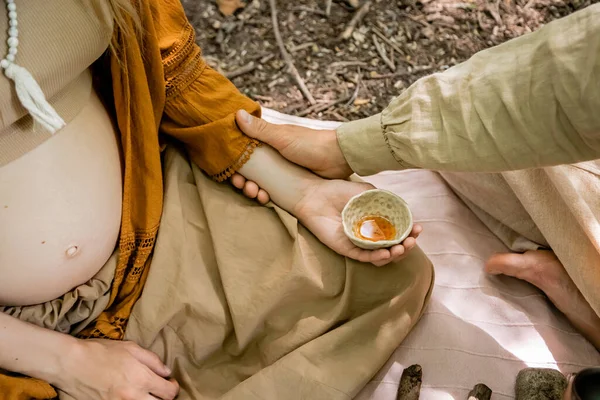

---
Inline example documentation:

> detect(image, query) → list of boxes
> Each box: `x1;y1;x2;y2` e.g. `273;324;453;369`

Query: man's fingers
236;110;277;145
148;376;179;400
243;181;260;198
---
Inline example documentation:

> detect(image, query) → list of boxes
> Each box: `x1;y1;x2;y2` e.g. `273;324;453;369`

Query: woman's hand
54;339;179;400
293;179;422;267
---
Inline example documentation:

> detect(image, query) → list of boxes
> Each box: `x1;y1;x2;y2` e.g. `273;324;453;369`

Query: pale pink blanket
262;108;600;400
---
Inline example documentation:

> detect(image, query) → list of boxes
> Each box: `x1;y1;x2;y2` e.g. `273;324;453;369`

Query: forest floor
182;0;596;121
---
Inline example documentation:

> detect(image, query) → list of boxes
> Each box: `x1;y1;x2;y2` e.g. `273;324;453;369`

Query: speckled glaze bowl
341;189;413;250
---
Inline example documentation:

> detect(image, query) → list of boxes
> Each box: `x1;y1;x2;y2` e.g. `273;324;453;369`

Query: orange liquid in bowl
353;216;396;242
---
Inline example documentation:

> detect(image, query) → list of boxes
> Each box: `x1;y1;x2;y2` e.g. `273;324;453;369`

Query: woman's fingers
230;173;246;189
346;230;422;266
402;237;416;251
126;343;171;378
256;189;270;205
230;174;271;204
243;180;260;198
410;224;423;239
390;244;406;259
148;377;179;400
347;247;391;264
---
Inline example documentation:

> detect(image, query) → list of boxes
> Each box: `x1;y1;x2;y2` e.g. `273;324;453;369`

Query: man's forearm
338;4;600;175
0;311;74;383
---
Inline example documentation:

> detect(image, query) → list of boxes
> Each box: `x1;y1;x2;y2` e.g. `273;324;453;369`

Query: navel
65;245;79;258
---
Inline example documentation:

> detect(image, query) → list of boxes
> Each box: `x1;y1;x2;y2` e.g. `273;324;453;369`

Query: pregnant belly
0;91;122;306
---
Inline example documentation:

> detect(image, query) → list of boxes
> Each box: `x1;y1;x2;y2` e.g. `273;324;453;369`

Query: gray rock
515;368;567;400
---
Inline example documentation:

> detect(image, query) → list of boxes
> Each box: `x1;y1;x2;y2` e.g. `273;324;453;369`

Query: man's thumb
236;110;275;144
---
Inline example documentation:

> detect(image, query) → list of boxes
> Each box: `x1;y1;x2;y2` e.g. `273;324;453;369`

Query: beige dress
337;4;600;317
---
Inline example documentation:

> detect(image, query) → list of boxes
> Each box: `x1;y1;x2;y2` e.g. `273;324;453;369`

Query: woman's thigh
124;147;434;399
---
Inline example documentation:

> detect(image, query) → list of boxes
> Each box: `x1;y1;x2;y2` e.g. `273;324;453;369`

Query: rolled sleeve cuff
336;114;401;176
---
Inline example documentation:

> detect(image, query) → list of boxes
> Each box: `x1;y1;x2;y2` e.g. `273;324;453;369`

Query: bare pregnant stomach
0;91;122;306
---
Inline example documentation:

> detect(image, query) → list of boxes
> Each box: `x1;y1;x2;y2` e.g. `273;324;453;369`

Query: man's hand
236;110;353;179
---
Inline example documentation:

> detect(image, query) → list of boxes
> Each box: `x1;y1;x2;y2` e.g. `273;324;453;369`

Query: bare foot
486;250;600;350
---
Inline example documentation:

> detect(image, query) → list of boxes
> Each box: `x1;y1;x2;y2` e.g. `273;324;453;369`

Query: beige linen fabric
0;252;116;336
119;146;433;399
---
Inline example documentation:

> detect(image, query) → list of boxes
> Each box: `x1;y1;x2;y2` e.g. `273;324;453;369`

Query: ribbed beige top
0;0;113;166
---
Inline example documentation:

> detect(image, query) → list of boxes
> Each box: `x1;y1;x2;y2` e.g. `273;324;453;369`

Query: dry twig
329;60;369;69
297;96;352;117
372;27;405;56
325;0;333;16
364;71;409;80
252;94;274;102
292;6;328;16
225;62;256;79
339;0;372;40
289;42;315;52
345;69;361;106
372;35;396;71
269;0;316;104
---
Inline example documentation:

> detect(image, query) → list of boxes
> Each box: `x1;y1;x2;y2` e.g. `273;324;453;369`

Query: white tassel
4;62;65;134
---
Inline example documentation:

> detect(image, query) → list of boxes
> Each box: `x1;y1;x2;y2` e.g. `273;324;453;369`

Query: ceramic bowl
341;189;413;250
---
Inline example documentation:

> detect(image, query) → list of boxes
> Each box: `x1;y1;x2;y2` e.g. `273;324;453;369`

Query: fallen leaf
217;0;245;16
354;98;370;106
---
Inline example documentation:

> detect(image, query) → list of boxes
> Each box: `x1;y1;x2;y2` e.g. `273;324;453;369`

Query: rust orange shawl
1;0;261;397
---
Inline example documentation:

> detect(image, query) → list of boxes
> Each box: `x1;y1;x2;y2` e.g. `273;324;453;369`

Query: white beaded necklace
1;0;65;133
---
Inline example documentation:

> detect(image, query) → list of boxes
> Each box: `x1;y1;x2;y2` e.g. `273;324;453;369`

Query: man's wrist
324;129;353;179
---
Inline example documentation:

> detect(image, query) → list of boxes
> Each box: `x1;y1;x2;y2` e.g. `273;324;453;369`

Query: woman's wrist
0;312;79;386
238;145;322;213
34;331;80;386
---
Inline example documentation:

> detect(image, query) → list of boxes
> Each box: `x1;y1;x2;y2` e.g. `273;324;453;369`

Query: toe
485;253;533;282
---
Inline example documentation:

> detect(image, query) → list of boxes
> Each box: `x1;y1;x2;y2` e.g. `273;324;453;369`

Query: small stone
515;368;567;400
396;364;422;400
352;31;365;43
468;383;492;400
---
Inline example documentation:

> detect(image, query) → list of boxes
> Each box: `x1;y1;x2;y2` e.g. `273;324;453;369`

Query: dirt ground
182;0;597;121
